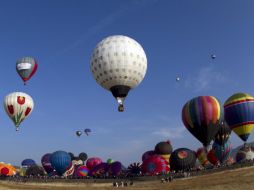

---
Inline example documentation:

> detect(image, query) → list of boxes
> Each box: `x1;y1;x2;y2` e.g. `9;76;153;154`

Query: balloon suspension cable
24;82;27;86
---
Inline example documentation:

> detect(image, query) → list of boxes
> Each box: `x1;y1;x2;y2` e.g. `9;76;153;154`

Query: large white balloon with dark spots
90;35;147;90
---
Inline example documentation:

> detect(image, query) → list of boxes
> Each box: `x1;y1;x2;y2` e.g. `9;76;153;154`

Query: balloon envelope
236;144;254;163
224;93;254;142
170;148;196;172
4;92;34;130
214;122;231;145
86;157;102;170
108;161;122;176
50;151;71;176
16;57;38;84
142;150;155;162
84;128;91;136
41;153;54;174
88;163;109;177
21;159;36;168
196;147;210;166
212;141;232;164
182;96;222;147
142;155;169;175
75;165;89;177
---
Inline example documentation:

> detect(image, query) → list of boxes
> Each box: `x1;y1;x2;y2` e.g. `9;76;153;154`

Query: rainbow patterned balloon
76;165;89;177
182;96;222;147
224;93;254;142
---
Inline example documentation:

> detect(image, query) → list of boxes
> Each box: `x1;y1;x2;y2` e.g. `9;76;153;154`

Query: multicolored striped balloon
182;96;222;147
196;147;210;166
212;140;232;164
76;165;89;177
224;93;254;142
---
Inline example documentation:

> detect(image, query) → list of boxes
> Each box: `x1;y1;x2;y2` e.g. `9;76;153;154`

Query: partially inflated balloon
142;150;155;162
4;92;34;131
142;155;169;175
212;141;232;164
214;122;231;145
108;161;122;176
196;147;210;166
75;165;89;177
182;96;222;147
127;162;142;175
224;93;254;142
86;157;102;170
50;151;71;176
16;57;38;85
21;159;36;168
236;144;254;163
88;163;109;177
170;148;196;172
41;153;54;174
207;149;219;166
90;35;148;112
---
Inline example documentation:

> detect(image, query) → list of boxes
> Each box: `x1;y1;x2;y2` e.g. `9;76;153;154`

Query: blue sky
0;0;254;166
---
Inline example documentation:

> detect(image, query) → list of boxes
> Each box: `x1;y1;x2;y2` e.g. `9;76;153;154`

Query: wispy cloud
152;127;186;139
54;0;159;57
184;65;229;92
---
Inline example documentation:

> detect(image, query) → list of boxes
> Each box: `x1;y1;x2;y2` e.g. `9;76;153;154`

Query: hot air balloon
154;141;173;161
88;163;109;177
196;147;210;166
50;151;72;176
182;96;222;149
207;149;220;166
41;153;54;174
86;157;102;170
107;158;114;164
79;152;88;162
142;155;169;175
4;92;34;131
16;57;38;85
68;152;75;160
236;143;254;163
212;140;232;164
108;161;122;176
90;35;148;112
21;159;36;168
142;150;155;162
84;128;91;136
76;131;82;137
170;148;196;172
224;93;254;142
75;165;89;177
176;77;180;82
127;162;142;175
0;163;16;176
63;163;75;177
211;54;216;59
214;121;231;145
25;165;45;176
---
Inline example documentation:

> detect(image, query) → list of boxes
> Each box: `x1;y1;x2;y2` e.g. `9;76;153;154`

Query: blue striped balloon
50;151;71;176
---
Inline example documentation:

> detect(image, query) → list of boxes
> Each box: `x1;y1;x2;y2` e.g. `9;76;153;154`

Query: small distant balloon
84;128;91;136
76;131;82;137
176;77;180;82
211;54;216;59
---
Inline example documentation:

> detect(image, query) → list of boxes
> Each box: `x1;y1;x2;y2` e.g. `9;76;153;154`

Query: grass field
0;166;253;190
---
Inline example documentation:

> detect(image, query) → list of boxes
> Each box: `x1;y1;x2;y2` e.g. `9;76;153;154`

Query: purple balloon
142;150;155;161
88;163;109;177
109;161;122;176
41;153;54;174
